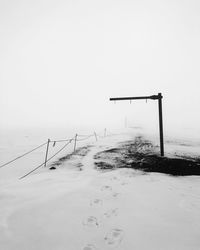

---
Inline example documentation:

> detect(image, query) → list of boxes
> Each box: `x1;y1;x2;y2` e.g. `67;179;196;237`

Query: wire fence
19;139;74;180
0;142;48;169
0;128;115;180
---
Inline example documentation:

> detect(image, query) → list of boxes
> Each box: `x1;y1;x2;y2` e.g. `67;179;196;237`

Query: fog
1;0;200;138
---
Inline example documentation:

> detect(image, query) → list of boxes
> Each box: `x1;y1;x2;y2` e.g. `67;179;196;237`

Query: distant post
110;93;164;156
104;128;107;137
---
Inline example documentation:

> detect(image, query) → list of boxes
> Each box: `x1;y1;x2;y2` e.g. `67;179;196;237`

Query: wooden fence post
94;132;98;141
44;139;50;167
74;134;77;152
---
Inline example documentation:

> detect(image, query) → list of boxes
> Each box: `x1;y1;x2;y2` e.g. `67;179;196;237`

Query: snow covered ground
0;131;200;250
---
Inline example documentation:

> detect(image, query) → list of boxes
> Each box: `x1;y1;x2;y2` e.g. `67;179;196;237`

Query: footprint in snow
82;216;99;227
110;176;118;181
121;181;128;185
83;244;98;250
104;208;118;218
112;192;120;198
101;185;112;192
90;199;103;206
104;228;124;247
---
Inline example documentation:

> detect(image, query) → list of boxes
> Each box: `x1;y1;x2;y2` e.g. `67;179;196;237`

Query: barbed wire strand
19;139;74;180
76;134;94;141
77;134;89;137
51;138;74;143
96;134;104;138
77;134;93;137
0;142;48;169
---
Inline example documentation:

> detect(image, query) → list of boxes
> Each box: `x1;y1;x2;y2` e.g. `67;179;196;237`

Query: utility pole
110;93;164;156
158;93;164;156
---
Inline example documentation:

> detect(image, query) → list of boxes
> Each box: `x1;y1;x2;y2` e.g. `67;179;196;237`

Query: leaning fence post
94;132;98;141
44;139;50;167
74;134;78;152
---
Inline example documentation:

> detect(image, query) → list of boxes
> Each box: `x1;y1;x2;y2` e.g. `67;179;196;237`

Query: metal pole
158;93;164;156
110;93;165;156
44;139;50;167
110;95;159;101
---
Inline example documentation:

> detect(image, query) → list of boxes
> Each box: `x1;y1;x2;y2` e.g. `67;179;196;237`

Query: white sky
1;0;200;136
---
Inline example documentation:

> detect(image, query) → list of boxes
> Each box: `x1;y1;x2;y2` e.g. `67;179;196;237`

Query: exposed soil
50;146;92;171
59;146;91;162
94;136;200;176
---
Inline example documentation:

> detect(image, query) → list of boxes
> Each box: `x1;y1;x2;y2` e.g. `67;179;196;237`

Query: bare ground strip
94;136;200;176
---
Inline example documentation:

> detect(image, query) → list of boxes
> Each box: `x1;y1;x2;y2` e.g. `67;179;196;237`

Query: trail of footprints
82;181;124;249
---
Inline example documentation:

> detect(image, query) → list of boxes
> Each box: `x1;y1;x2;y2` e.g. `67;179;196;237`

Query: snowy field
0;128;200;250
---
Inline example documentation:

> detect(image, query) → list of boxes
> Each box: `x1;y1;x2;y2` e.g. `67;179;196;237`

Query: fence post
74;134;77;152
94;132;98;141
44;139;50;167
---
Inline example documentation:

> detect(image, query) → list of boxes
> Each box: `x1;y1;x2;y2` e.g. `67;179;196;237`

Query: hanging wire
77;134;93;137
0;142;47;169
51;138;73;143
76;134;94;141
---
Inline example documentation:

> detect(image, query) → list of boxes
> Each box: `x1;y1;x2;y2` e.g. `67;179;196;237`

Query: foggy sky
1;0;200;136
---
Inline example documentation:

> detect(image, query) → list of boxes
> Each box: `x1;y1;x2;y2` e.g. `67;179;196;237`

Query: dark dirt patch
94;149;123;162
50;145;92;169
59;146;91;162
94;161;116;170
129;153;200;176
51;162;62;167
49;166;56;170
94;136;200;176
76;162;83;171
